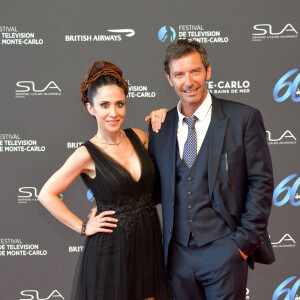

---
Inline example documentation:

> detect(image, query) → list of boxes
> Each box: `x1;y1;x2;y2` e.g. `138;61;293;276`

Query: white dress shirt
177;93;212;159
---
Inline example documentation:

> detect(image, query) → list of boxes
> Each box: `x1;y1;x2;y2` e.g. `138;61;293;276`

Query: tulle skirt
71;209;173;300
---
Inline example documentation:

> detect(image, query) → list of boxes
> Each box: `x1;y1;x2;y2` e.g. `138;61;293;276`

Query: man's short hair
164;39;210;75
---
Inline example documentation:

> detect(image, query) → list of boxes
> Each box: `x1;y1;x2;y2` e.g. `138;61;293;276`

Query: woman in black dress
39;60;173;300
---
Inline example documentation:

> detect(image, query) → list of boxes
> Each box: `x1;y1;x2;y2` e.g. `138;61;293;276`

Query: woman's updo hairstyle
79;60;128;106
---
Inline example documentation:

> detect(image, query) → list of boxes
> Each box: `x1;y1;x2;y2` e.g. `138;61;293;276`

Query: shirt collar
177;92;212;124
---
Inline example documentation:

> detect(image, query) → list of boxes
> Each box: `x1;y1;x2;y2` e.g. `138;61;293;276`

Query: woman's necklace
94;130;124;145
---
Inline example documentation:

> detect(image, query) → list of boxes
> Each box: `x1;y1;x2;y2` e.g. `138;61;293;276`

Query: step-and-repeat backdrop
1;1;299;299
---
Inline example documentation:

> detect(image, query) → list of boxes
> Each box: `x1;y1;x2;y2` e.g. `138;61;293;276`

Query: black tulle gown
71;129;173;300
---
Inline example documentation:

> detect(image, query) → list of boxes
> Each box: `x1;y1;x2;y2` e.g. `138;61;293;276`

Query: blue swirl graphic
272;276;300;300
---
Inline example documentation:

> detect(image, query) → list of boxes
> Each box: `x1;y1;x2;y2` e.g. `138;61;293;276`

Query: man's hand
145;108;168;133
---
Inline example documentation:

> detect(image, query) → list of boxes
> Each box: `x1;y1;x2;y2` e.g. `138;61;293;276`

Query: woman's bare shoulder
66;144;93;169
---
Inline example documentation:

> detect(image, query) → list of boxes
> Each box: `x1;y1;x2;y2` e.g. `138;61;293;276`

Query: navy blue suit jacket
148;95;275;269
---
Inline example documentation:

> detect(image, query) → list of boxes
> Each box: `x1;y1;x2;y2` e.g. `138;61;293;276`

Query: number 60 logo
273;174;300;206
273;69;300;102
273;276;300;300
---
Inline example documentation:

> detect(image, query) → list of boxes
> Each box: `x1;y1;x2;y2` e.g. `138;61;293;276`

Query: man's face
166;51;211;112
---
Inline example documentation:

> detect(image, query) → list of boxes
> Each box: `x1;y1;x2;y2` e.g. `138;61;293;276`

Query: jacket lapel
208;97;228;199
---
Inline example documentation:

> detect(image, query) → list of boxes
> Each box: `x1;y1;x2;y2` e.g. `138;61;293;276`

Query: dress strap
124;128;145;150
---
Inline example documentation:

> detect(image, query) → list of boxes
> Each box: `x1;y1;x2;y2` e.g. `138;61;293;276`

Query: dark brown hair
79;60;128;106
164;39;210;75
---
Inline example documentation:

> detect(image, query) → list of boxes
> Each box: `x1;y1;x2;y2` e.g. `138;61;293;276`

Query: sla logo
18;187;39;204
273;174;300;207
18;187;39;196
15;81;62;98
253;24;298;36
158;26;176;42
273;276;300;300
16;81;61;93
273;69;300;102
87;189;95;202
266;130;297;145
20;289;64;300
18;187;63;204
271;234;296;248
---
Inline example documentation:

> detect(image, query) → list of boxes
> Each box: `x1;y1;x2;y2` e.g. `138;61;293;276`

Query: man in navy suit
148;39;275;299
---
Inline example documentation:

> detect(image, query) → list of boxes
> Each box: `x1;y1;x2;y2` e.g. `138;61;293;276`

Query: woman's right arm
38;146;117;236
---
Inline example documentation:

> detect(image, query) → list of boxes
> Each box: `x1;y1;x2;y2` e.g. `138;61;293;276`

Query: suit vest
172;125;232;247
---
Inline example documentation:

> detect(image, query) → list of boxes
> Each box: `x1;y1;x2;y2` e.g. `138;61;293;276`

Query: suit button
169;229;172;234
187;204;192;209
188;219;193;223
187;191;192;195
171;203;174;208
187;176;192;181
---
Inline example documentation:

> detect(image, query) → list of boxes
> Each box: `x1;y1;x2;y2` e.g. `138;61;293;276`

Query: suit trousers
168;234;248;300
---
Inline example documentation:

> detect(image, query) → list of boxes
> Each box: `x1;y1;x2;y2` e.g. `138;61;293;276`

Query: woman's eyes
100;102;124;108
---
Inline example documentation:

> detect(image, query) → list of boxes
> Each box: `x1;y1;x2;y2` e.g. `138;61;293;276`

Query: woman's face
87;84;126;134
